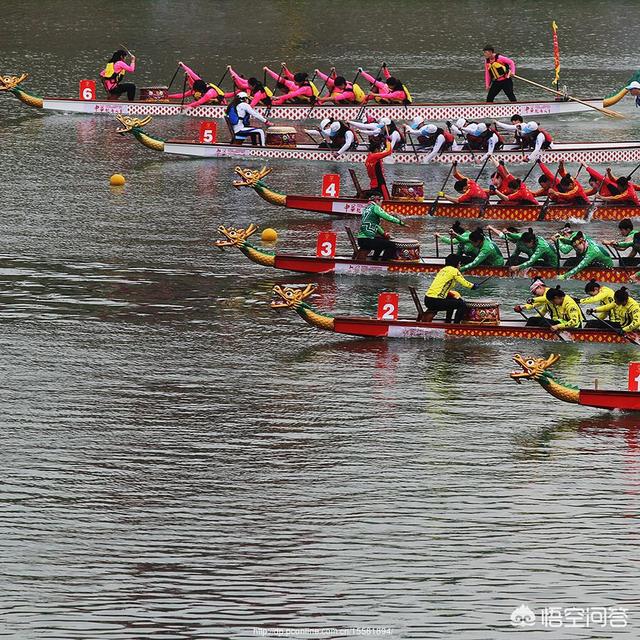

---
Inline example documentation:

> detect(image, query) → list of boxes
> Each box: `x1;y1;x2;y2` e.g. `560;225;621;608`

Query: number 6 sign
321;174;340;198
79;80;96;101
316;231;337;257
377;292;399;320
199;121;217;144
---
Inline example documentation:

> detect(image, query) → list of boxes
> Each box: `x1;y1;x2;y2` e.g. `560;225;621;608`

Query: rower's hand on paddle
513;305;523;313
587;309;595;315
471;283;479;290
509;265;520;273
557;274;566;281
550;324;562;332
265;121;275;127
399;220;407;226
437;191;445;197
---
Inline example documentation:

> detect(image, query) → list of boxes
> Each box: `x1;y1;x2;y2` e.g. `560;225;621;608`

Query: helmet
237;91;249;99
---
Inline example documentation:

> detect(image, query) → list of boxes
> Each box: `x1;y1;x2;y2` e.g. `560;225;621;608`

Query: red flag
552;21;561;87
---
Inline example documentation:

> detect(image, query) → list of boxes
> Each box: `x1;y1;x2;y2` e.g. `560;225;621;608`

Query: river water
2;1;640;638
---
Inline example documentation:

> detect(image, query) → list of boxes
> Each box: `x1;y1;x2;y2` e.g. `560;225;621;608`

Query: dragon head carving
233;166;272;189
271;284;316;310
214;224;258;249
510;353;560;384
0;74;28;91
115;114;152;133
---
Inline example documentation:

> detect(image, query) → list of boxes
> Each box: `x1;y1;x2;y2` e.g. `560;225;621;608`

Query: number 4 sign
377;292;399;320
199;121;217;144
316;232;337;257
79;80;96;101
322;174;340;198
628;362;640;391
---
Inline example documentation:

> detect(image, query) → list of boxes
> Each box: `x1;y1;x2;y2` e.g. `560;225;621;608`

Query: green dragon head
0;73;28;91
271;284;316;310
510;353;561;384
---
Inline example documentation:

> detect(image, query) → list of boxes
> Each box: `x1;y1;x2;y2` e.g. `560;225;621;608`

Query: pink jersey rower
264;66;318;104
100;49;136;101
315;69;364;104
227;66;273;106
168;62;225;108
358;65;410;104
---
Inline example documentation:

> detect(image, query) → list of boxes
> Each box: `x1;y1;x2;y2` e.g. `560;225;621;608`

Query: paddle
216;67;229;90
512;73;625;119
429;162;456;216
537;164;563;220
476;156;492;217
167;64;181;92
475;276;493;287
305;66;333;118
586;176;606;220
530;304;568;342
355;62;385;121
435;232;440;257
179;72;188;111
407;124;420;161
587;310;640;344
554;238;562;278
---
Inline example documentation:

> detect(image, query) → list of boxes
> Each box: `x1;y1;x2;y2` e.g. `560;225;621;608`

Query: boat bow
0;73;43;108
510;353;580;404
115;115;165;151
214;224;276;267
233;166;287;207
271;284;335;331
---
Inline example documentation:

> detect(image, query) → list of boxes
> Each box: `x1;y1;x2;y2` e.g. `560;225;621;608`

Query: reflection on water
3;0;640;637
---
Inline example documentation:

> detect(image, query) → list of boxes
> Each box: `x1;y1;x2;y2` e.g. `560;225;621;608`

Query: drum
266;126;297;148
391;179;424;201
464;299;501;325
140;86;169;102
392;238;421;262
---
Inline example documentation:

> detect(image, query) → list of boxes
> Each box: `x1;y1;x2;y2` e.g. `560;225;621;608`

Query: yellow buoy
110;173;126;186
262;228;278;242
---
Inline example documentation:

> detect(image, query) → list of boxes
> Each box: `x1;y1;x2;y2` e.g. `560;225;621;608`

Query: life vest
467;129;503;151
419;127;455;148
402;84;412;105
226;103;250;127
487;55;510;82
373;84;410;104
194;82;225;102
520;129;553;149
249;85;273;98
351;82;366;104
329;122;357;150
101;62;125;89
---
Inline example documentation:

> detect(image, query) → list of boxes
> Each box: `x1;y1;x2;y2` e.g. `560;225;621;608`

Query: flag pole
552;21;561;91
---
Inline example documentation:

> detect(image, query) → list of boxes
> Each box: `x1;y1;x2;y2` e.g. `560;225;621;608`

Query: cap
320;118;331;130
530;278;545;293
329;121;341;135
455;118;466;129
522;121;539;134
625;81;640;90
378;117;392;126
475;123;487;134
425;124;437;134
410;116;424;130
237;91;249;99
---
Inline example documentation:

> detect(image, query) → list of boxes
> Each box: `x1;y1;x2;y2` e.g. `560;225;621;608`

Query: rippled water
2;1;640;638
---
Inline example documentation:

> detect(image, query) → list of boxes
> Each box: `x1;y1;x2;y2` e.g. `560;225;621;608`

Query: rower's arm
369;141;393;162
423;135;445;163
178;62;200;83
460;242;491;272
562;249;597;279
454;272;474;289
453;167;466;181
336;131;355;156
622;304;640;332
373;203;401;225
495;121;518;132
594;301;615;314
519;242;547;269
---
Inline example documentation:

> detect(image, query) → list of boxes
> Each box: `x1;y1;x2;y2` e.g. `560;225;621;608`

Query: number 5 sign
316;231;337;257
377;292;399;320
199;121;217;144
321;174;340;198
79;80;96;101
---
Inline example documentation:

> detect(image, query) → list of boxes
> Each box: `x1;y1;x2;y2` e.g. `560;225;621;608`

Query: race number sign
316;232;337;257
628;362;640;391
321;174;340;198
199;121;217;144
377;292;399;320
79;80;96;101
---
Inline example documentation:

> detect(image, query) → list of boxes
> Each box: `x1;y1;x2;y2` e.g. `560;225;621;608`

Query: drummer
100;49;136;101
226;93;273;146
424;254;478;324
440;164;489;204
363;139;394;199
169;61;226;107
459;228;505;272
356;193;406;260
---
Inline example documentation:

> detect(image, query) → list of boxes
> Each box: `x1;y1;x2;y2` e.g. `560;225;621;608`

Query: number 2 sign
321;174;340;198
377;292;399;320
79;80;96;101
199;121;217;144
316;231;337;257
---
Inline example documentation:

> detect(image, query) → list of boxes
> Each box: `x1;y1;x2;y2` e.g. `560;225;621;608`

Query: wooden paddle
429;162;456;216
512;74;624;119
587;310;640;344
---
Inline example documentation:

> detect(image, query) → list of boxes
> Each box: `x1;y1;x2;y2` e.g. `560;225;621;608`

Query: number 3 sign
377;293;399;320
321;174;340;198
316;232;337;257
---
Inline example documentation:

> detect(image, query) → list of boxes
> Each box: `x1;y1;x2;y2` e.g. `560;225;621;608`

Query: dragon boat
269;284;639;344
115;116;640;166
232;166;640;222
0;73;625;120
511;354;640;411
214;223;636;284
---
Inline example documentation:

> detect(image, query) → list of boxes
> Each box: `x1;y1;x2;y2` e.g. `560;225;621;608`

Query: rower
604;168;640;192
459;227;505;272
514;278;551;326
227;67;273;106
440;164;489;204
318;120;358;156
483;45;517;102
556;231;613;280
543;286;583;332
359;65;411;104
424;254;478;324
264;66;319;104
518;122;553;162
226;93;273;146
598;176;640;206
435;221;476;264
493;114;524;144
587;286;640;334
461;122;504;161
169;62;226;108
489;160;517;195
584;166;619;197
356;193;406;260
604;218;640;265
315;71;365;104
100;49;136;101
547;173;590;205
405;122;456;161
363;139;393;199
581;280;619;329
531;160;566;198
490;178;538;205
349;117;404;150
486;226;556;269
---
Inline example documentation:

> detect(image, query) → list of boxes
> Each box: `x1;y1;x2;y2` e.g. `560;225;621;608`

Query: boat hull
579;389;640;411
270;254;633;284
32;96;604;120
163;140;640;165
282;196;640;222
